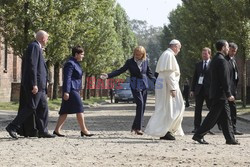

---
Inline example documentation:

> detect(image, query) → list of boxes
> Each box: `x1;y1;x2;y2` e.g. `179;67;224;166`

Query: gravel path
0;96;250;167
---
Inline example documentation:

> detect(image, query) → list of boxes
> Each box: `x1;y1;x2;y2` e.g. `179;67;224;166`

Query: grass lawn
236;100;250;114
0;97;108;111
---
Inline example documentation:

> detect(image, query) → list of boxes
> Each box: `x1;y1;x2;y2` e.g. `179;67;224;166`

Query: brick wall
0;36;22;102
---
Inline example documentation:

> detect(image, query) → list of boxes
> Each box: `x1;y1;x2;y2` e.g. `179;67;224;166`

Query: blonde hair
202;47;211;55
133;46;147;60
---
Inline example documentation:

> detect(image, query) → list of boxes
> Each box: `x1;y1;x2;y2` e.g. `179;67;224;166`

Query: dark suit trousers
194;99;235;142
17;85;38;136
228;100;237;131
194;90;211;129
12;90;49;133
131;89;147;130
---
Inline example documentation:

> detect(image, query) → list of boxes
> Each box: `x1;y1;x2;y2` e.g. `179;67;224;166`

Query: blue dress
59;57;84;115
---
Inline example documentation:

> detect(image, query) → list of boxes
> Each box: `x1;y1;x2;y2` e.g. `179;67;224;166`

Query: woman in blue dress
53;46;93;137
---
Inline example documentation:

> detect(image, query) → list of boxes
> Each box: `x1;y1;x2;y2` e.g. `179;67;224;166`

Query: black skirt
59;90;84;115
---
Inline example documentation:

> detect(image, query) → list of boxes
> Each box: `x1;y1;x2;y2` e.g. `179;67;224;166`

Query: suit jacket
63;57;83;93
209;52;232;100
108;58;156;90
225;55;239;96
22;41;48;92
191;60;211;96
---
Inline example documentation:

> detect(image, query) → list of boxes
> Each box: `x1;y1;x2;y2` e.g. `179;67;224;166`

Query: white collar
204;59;210;63
36;40;42;49
167;48;175;54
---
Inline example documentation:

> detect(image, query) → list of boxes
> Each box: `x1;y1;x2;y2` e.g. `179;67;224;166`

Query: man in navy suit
6;30;55;139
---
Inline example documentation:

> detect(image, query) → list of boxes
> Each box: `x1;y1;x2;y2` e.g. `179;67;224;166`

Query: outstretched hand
100;73;108;80
228;96;235;102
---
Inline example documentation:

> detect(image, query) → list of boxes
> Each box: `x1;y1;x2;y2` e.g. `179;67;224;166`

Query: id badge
198;76;204;84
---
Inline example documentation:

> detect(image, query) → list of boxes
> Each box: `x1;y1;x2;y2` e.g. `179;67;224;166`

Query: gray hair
229;42;238;49
35;30;49;40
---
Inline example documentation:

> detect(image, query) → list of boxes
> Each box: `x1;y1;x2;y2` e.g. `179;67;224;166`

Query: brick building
0;36;22;102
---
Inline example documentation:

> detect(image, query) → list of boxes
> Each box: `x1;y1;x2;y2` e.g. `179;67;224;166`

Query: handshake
100;73;108;80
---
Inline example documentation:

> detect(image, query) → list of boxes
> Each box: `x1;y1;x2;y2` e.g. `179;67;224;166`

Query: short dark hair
72;45;84;57
215;40;227;51
229;42;238;49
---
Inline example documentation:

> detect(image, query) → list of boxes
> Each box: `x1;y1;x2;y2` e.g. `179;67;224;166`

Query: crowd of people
5;30;243;145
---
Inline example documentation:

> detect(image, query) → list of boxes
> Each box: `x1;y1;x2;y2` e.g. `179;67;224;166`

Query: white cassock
145;48;185;137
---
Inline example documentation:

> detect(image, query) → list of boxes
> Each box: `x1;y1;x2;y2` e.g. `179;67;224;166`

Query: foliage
0;0;137;99
130;20;163;72
164;0;250;105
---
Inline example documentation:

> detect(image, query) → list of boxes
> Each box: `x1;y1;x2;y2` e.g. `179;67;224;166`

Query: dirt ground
0;96;250;167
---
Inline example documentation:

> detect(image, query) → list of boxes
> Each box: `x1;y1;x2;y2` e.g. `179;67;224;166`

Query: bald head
36;30;49;47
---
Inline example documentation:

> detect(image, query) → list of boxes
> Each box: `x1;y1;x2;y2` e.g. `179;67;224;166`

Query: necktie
232;59;238;80
203;61;207;71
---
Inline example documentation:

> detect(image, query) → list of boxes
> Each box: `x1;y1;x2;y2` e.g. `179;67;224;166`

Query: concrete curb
237;112;250;123
237;115;250;123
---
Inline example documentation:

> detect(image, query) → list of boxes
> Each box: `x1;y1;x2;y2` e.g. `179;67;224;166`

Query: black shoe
191;129;197;133
53;131;65;137
208;131;215;135
192;135;209;144
160;132;175;140
38;132;55;138
234;130;243;135
6;124;18;139
226;140;240;145
81;131;94;137
131;129;143;135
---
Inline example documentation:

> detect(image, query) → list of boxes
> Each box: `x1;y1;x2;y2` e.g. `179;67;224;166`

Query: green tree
164;0;250;106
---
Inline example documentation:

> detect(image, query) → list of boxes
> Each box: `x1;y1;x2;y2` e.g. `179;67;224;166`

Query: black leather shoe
160;132;175;140
81;131;94;137
191;129;197;133
6;124;18;139
192;135;209;144
234;130;243;135
53;131;65;137
38;132;55;138
226;140;240;145
208;131;215;135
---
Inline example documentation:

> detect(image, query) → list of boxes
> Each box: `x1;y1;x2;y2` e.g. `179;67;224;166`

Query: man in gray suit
225;42;243;135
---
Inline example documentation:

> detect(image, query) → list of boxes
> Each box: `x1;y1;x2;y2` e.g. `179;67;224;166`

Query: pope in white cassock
145;39;185;140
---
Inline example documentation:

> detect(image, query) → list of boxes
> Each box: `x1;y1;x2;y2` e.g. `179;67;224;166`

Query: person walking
145;39;184;140
6;30;54;139
192;40;239;145
100;46;156;135
53;46;94;137
225;42;243;135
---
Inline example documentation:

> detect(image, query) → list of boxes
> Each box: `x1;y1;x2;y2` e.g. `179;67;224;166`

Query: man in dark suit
192;40;239;145
225;42;243;135
190;47;214;134
6;30;55;139
183;78;190;107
